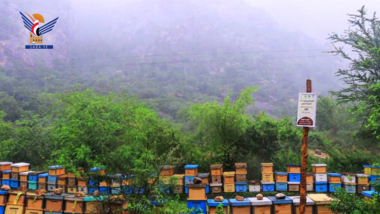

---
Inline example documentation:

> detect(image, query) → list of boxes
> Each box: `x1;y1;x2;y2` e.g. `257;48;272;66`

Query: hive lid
0;191;8;195
30;171;46;175
2;170;11;173
90;167;104;172
210;183;222;187
44;192;69;199
288;182;300;185
287;164;301;167
38;173;49;178
357;174;369;178
198;173;210;178
48;165;64;169
362;191;377;198
235;163;247;168
372;166;380;168
207;199;229;206
64;196;85;201
363;165;373;168
327;173;342;177
315;182;327;184
261;180;275;185
261;163;273;166
210;164;223;169
161;165;174;170
312;164;327;167
20;171;34;175
84;196;104;201
289;196;314;205
187;183;207;188
8;190;25;195
248;197;272;206
307;194;334;204
58;175;68;179
0;162;12;165
267;196;292;204
184;165;198;169
276;172;288;175
11;162;30;167
235;182;247;185
223;171;235;176
228;198;250;206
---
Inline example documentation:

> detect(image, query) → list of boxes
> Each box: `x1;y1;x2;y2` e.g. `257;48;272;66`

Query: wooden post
299;79;311;214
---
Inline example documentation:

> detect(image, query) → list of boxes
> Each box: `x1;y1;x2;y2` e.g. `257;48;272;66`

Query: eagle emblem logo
20;12;59;45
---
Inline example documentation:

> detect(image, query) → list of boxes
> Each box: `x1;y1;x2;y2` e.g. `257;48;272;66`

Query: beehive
275;172;288;183
235;174;247;182
28;172;45;182
248;196;272;214
11;163;30;173
5;205;24;214
288;182;300;191
344;183;356;193
306;183;314;191
198;173;210;185
108;199;128;214
0;162;12;171
363;165;372;175
44;193;69;212
261;181;275;192
261;163;273;173
57;175;67;185
19;171;34;182
229;198;251;214
314;173;327;182
289;196;314;214
341;173;356;183
89;167;105;175
48;166;65;176
357;184;369;194
235;163;247;175
187;183;207;200
25;209;43;214
210;164;223;176
210;183;222;193
173;185;183;194
2;171;10;180
160;165;174;176
262;173;274;182
37;173;48;183
357;174;369;185
77;186;88;194
268;196;293;214
223;172;235;184
306;173;314;183
84;196;104;214
372;166;380;175
57;185;67;193
224;183;235;192
312;164;327;174
184;165;198;176
0;190;7;206
38;182;47;190
249;180;260;192
11;172;20;180
25;193;44;210
64;196;85;213
327;173;342;183
308;193;335;214
173;174;184;185
67;186;78;194
211;176;222;184
287;164;301;173
77;178;87;187
7;191;25;206
207;199;229;214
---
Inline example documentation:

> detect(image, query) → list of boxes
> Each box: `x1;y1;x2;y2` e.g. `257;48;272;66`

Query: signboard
297;93;317;127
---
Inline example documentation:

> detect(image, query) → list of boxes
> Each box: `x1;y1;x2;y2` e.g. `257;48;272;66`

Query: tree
187;86;257;169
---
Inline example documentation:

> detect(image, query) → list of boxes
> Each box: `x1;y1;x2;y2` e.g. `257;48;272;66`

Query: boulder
1;185;10;190
256;193;263;200
54;188;63;195
214;196;224;202
235;195;244;201
193;177;202;184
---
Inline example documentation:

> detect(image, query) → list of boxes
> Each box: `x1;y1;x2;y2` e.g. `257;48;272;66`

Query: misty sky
246;0;378;44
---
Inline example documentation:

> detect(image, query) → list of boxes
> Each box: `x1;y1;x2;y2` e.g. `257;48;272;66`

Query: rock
93;190;100;197
193;177;202;184
315;149;321;155
256;194;263;200
235;195;244;201
75;192;86;197
275;193;286;199
54;188;63;195
214;196;224;202
1;185;10;190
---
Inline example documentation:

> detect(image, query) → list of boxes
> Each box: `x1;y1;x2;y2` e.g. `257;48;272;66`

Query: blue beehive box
235;182;247;192
207;199;229;213
268;196;293;214
48;175;60;183
276;182;288;191
261;181;275;191
99;186;110;194
121;186;132;194
0;190;7;206
362;190;378;198
1;180;9;186
369;175;380;184
184;176;196;185
187;200;207;214
289;173;301;182
10;179;19;189
0;205;4;214
315;182;328;192
28;181;38;190
329;183;342;192
89;188;98;194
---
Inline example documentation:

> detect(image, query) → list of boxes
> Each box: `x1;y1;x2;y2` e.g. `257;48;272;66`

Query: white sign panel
297;93;317;127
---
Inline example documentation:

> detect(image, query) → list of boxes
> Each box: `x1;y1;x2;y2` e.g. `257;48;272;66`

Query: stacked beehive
159;165;175;194
1;162;12;187
5;190;25;214
306;173;314;191
173;174;184;193
88;167;104;194
312;163;328;192
184;165;198;193
99;175;111;194
44;192;69;214
25;192;44;214
369;165;380;191
0;190;7;214
235;163;247;192
47;165;65;192
37;172;48;190
261;163;274;192
248;180;260;192
327;173;342;193
287;164;301;192
110;174;121;194
57;175;67;193
10;163;30;189
64;195;85;214
186;164;207;214
210;164;223;193
19;171;33;189
28;172;43;190
357;172;369;194
76;168;88;194
275;172;288;191
341;173;356;193
223;171;235;192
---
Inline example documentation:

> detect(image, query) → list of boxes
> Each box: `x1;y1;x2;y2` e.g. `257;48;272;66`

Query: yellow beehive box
261;163;273;173
11;163;30;173
235;163;247;175
224;183;235;192
223;172;235;184
262;173;274;182
287;164;301;173
187;183;207;200
312;164;327;174
0;162;12;171
308;194;335;214
5;205;24;214
173;174;184;185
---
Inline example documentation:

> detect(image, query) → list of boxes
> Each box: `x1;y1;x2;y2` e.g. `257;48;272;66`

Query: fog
1;0;376;119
